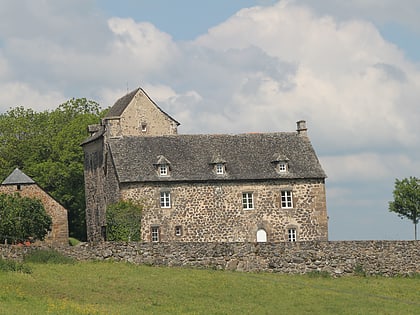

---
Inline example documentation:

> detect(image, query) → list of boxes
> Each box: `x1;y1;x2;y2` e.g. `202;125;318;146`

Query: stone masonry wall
122;179;328;242
0;184;68;245
1;241;419;276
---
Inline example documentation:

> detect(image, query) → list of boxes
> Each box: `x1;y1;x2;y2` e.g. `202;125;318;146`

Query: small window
288;228;297;242
278;162;287;173
151;226;160;242
16;184;21;191
160;191;171;208
175;225;182;236
281;190;293;208
159;164;168;176
216;163;224;174
242;192;254;210
141;123;147;132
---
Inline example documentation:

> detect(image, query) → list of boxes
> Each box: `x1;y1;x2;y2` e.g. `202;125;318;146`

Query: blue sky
0;0;419;240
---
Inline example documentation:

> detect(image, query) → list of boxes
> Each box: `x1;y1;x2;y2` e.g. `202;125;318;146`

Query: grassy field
0;260;419;314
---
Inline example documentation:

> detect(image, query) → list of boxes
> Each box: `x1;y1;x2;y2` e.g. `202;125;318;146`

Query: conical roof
1;168;35;185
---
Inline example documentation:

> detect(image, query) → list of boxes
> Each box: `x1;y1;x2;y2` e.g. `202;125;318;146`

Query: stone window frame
175;225;182;237
242;192;254;210
287;227;298;242
281;190;293;209
160;191;171;208
151;225;160;242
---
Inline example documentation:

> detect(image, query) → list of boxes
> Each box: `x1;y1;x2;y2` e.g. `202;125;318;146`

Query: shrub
0;258;32;274
106;200;142;241
24;249;75;264
69;237;81;246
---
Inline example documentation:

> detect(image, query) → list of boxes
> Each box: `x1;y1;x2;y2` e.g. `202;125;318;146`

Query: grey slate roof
106;87;180;126
108;133;326;183
2;168;35;185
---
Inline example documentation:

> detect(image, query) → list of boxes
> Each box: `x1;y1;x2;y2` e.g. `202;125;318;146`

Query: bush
24;249;75;264
106;200;142;241
69;237;81;246
0;258;32;274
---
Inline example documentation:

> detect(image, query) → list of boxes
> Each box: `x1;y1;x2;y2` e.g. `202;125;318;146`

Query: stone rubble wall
1;241;419;277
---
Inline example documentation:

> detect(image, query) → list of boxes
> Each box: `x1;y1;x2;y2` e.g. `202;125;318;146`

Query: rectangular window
278;162;287;172
175;225;182;236
160;191;171;208
281;190;293;208
216;163;224;174
151;226;160;242
288;228;297;242
242;192;254;210
159;164;168;176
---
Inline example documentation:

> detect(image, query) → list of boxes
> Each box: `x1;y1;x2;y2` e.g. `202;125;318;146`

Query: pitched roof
1;168;35;185
105;87;180;126
108;133;326;183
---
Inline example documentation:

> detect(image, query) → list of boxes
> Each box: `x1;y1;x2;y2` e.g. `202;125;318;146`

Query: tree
0;98;105;240
106;200;143;241
389;177;420;240
0;193;52;244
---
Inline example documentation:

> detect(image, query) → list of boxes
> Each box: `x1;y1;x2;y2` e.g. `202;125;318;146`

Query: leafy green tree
0;193;52;244
106;200;143;241
389;176;420;240
0;98;104;240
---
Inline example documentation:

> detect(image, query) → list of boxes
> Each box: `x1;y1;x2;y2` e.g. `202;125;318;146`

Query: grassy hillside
0;261;419;314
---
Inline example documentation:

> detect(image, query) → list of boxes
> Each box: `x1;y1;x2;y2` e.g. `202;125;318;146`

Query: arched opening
256;229;267;242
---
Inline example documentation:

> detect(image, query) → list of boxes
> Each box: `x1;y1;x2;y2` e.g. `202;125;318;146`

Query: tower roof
1;168;35;185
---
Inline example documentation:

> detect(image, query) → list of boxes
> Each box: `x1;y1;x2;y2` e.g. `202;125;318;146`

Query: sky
0;0;419;240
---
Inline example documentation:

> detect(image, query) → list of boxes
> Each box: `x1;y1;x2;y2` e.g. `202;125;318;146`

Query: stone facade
122;179;327;242
0;169;69;245
2;241;419;277
82;87;328;243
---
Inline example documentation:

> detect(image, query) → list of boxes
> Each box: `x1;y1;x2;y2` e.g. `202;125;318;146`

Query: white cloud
0;82;66;111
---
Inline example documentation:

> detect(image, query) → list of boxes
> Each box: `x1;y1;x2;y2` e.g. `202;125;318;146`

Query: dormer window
271;154;289;174
210;154;227;176
159;164;168;176
278;162;287;173
154;155;171;177
216;163;224;175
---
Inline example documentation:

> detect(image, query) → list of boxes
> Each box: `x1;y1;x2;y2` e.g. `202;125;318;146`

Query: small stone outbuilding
0;168;69;245
83;87;328;243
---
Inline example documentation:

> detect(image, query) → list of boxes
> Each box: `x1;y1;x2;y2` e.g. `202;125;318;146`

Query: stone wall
2;241;419;277
122;179;328;242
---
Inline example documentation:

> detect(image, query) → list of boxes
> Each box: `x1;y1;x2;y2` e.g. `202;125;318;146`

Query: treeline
0;98;106;240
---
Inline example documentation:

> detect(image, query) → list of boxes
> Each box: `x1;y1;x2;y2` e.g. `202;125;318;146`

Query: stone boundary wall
1;241;419;276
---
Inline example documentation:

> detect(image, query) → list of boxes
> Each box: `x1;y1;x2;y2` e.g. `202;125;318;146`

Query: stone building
0;168;69;245
82;87;328;243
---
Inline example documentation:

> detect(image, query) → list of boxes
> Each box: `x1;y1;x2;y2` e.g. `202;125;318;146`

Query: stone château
82;88;328;243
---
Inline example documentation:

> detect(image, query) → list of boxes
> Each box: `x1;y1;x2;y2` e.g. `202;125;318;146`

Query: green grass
0;261;419;314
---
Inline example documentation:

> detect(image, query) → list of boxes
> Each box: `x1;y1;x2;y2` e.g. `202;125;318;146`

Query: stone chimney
296;120;307;135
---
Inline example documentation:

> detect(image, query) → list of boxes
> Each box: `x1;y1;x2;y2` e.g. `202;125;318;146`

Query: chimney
296;120;307;135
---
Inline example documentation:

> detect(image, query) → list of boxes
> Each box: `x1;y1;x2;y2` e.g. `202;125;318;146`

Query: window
288;228;297;242
281;190;293;208
242;192;254;210
159;164;168;176
141;123;147;132
151;226;160;242
160;191;171;208
175;225;182;236
216;163;224;174
278;162;287;173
